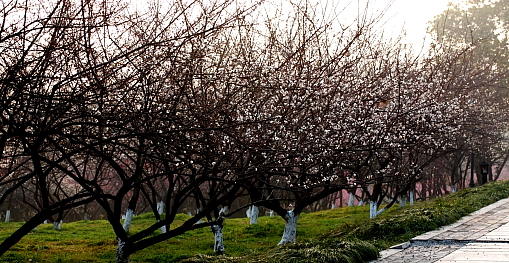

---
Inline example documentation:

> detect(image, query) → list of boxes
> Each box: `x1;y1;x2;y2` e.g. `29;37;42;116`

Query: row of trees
0;0;507;262
422;0;509;194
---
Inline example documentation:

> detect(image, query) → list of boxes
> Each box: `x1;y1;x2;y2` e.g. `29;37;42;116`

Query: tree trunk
157;220;167;233
156;202;166;233
157;201;164;215
369;201;377;219
494;151;509;181
196;208;203;224
53;220;63;230
399;196;406;207
116;239;130;263
210;206;228;254
409;190;414;205
123;209;134;233
4;210;10;223
369;201;389;219
348;192;355;206
210;224;225;254
249;206;259;224
246;206;251;218
6;194;13;223
83;203;88;221
277;210;299;245
359;190;366;206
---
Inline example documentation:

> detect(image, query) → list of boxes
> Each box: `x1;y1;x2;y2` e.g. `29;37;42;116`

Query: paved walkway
370;197;509;263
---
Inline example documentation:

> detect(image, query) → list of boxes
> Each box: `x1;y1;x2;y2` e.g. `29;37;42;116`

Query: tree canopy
0;0;507;262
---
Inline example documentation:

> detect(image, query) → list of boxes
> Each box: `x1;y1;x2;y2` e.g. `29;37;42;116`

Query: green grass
340;181;509;249
2;181;509;263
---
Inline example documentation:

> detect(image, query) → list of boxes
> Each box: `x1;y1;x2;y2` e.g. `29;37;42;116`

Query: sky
373;0;465;45
128;0;466;47
261;0;468;48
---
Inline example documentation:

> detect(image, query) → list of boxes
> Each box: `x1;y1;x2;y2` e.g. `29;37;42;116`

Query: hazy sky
378;0;464;45
130;0;466;47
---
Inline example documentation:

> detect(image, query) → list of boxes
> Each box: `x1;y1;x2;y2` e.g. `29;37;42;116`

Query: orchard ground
2;181;509;263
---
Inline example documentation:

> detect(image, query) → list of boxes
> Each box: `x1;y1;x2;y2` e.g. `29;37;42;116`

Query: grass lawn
2;180;509;263
0;206;371;263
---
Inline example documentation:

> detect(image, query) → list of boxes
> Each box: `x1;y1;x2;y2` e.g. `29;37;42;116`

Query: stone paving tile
370;197;509;263
412;198;509;242
436;243;509;262
371;242;465;263
478;219;509;242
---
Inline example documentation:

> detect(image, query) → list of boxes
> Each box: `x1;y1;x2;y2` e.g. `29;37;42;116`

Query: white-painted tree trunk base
116;239;130;263
400;196;407;207
370;201;377;219
156;202;166;233
409;191;414;205
5;210;10;222
219;207;228;217
157;201;164;215
348;192;355;206
358;200;364;206
269;210;274;216
210;225;225;253
123;209;134;233
53;220;63;230
246;206;251;218
370;201;388;218
277;210;299;245
196;208;203;224
249;206;259;224
157;220;167;233
331;204;335;209
451;185;457;193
